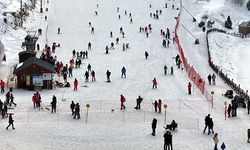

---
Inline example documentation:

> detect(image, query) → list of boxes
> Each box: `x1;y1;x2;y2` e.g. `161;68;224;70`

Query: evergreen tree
247;0;250;11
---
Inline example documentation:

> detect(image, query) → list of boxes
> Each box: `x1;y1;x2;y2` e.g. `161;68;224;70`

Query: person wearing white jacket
213;133;219;150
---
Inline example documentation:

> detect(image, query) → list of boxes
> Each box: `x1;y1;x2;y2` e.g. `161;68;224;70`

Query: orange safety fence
174;0;213;104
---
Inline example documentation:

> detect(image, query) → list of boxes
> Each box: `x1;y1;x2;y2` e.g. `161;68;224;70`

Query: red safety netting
174;0;213;104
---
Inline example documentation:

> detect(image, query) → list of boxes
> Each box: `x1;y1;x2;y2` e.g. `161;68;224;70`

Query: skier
212;73;216;85
6;114;15;130
84;71;89;82
85;51;88;58
122;31;125;38
0;80;5;93
170;66;174;75
213;133;219;150
70;101;75;115
151;118;157;136
106;70;111;82
74;78;78;91
51;95;57;113
135;95;143;110
203;114;210;134
5;91;10;105
91;70;96;81
91;27;94;34
175;54;180;65
152;77;158;89
162;39;166;47
58;27;60;34
116;38;119;44
167;40;170;47
158;99;162;113
120;95;126;110
121;66;126;78
145;51;149;59
2;103;7;118
122;43;126;51
207;74;212;85
87;64;91;72
110;31;113;38
88;42;92;50
73;103;80;119
153;100;158;112
227;104;232;117
248;100;250;114
110;42;114;49
188;82;192;94
164;65;168;75
105;45;109;54
120;27;123;33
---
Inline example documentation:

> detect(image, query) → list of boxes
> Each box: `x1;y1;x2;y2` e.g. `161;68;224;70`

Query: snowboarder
51;95;57;113
70;101;75;115
203;114;210;134
106;70;111;82
213;133;219;150
158;99;162;113
120;95;126;110
91;70;96;81
152;78;158;89
121;66;126;78
0;80;5;93
164;65;168;75
145;51;149;59
188;82;192;94
212;73;216;85
6;114;15;130
74;78;78;91
151;118;157;136
73;103;80;119
135;95;143;110
207;74;212;85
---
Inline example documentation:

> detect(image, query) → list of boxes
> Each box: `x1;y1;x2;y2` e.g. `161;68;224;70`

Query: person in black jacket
106;70;111;82
208;118;214;135
153;100;158;112
151;118;157;136
228;104;232;117
74;103;80;119
164;131;173;150
135;96;143;110
70;101;75;115
51;95;57;113
203;114;210;134
6;114;15;130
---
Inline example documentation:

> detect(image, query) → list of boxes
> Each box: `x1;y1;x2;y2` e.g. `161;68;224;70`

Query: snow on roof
239;21;250;27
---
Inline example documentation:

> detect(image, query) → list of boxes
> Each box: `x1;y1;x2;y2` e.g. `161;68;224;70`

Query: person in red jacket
74;78;78;91
188;82;192;95
0;80;5;93
120;94;126;110
152;77;158;89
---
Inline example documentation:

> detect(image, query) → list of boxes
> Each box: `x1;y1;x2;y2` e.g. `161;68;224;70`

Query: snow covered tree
225;16;232;29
